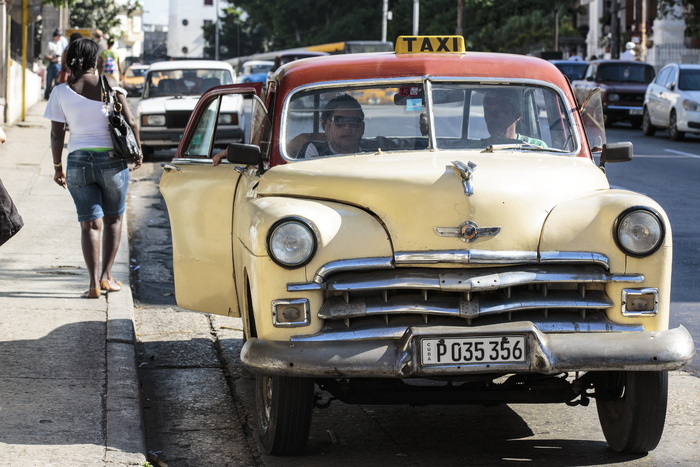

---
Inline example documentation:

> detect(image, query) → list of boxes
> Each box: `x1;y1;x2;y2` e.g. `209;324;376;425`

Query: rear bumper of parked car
605;105;644;122
241;324;695;378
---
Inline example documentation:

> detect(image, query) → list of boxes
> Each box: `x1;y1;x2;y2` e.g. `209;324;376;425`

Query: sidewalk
0;102;146;465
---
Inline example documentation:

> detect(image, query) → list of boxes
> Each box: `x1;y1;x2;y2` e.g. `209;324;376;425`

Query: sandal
100;279;123;292
83;288;101;299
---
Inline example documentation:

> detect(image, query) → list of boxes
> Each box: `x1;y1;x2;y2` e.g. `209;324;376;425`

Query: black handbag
101;76;141;162
0;177;23;247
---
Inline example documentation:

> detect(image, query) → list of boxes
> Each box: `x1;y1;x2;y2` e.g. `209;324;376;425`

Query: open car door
160;84;264;316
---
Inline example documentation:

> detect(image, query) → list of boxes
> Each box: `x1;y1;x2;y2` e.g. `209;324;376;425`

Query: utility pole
214;0;220;60
641;0;647;61
382;0;388;42
413;0;419;35
610;0;620;59
456;0;464;36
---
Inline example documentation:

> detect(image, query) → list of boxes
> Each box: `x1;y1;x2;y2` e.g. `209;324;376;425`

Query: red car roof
273;51;575;106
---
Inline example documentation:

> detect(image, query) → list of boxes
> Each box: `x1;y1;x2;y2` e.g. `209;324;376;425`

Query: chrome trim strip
395;250;539;264
311;257;394;284
290;252;617;291
166;158;216;165
318;290;613;320
539;251;610;267
320;267;642;293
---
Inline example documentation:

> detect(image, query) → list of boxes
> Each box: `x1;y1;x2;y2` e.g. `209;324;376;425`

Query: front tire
595;371;668;454
642;108;656;136
256;375;315;455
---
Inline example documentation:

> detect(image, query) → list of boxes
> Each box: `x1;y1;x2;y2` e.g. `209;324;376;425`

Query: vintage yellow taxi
160;36;695;456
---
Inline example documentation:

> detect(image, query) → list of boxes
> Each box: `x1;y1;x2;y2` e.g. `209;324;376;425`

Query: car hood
681;90;700;101
257;151;609;253
138;96;202;113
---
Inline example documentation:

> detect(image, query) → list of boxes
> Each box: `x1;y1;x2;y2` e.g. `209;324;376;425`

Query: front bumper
240;323;695;378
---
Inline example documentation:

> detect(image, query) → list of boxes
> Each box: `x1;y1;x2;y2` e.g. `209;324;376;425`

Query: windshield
679;69;700;91
144;69;234;97
283;82;576;159
597;63;654;83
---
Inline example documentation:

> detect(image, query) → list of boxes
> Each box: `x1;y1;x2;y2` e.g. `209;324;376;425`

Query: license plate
629;108;643;115
421;336;526;365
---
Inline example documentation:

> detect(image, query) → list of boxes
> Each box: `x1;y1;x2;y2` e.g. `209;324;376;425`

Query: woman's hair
66;38;99;78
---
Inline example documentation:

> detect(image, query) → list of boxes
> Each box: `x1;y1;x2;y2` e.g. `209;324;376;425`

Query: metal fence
647;43;700;69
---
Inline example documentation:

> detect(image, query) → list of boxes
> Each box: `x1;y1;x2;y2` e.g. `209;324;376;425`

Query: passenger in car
299;94;366;157
481;89;547;148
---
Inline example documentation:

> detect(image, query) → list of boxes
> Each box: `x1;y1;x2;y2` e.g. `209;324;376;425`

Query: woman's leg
100;214;123;285
80;218;103;290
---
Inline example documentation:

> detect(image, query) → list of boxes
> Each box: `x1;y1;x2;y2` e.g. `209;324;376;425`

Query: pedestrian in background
98;38;122;85
93;29;108;53
43;38;142;298
58;32;85;84
43;30;67;99
0;126;24;246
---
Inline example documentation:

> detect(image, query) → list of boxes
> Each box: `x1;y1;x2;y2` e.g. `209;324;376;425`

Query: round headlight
615;208;664;257
268;219;316;268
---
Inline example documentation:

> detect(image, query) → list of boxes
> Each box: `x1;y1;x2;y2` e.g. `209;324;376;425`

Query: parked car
159;36;694;456
136;60;243;159
642;63;700;140
239;60;274;83
122;64;149;97
549;59;589;82
571;59;655;127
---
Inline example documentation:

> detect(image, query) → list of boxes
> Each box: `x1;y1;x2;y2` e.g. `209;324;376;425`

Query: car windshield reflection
284;82;577;159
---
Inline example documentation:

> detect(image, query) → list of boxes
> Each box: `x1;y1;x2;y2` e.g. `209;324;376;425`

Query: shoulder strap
101;75;121;115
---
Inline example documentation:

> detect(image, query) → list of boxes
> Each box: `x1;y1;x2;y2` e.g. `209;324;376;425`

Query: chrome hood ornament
451;160;477;196
434;221;501;243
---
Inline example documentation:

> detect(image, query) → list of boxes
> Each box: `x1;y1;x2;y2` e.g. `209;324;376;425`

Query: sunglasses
331;115;363;128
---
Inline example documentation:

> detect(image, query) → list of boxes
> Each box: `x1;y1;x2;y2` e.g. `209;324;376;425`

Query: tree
202;6;268;59
42;0;142;38
224;0;385;52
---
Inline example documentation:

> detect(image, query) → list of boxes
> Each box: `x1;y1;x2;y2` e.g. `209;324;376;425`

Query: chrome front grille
294;261;643;327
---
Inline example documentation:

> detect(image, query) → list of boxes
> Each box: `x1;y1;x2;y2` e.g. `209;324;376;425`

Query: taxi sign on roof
395;35;466;54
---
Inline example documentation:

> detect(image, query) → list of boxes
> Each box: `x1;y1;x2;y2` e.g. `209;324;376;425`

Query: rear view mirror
227;143;261;165
599;142;633;168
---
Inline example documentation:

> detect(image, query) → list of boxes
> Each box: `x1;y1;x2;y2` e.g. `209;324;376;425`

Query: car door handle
161;163;181;172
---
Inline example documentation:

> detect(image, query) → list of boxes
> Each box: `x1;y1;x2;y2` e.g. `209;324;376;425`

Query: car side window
665;68;678;89
655;67;671;87
184;97;220;157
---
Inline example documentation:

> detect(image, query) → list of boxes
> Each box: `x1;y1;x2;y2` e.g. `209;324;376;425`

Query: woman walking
44;38;142;298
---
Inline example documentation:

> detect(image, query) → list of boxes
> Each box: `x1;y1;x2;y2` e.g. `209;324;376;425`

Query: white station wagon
136;60;244;158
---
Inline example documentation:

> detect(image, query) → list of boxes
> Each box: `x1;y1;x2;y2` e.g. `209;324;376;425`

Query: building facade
167;0;227;59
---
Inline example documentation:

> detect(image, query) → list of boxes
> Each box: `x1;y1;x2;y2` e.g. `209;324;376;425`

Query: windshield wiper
482;144;568;153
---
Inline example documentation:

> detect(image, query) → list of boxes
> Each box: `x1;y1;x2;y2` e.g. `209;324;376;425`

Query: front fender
233;197;393;338
540;189;672;330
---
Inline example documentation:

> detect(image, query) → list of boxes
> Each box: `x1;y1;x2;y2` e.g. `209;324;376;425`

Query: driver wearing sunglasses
301;94;366;157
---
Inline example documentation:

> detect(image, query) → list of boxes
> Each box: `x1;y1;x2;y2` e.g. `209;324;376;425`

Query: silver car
642;63;700;140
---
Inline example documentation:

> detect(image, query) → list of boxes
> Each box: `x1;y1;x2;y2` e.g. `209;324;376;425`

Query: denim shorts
65;150;129;222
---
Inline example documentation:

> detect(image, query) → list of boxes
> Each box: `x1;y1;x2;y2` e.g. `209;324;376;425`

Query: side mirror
226;143;261;165
599;142;633;169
